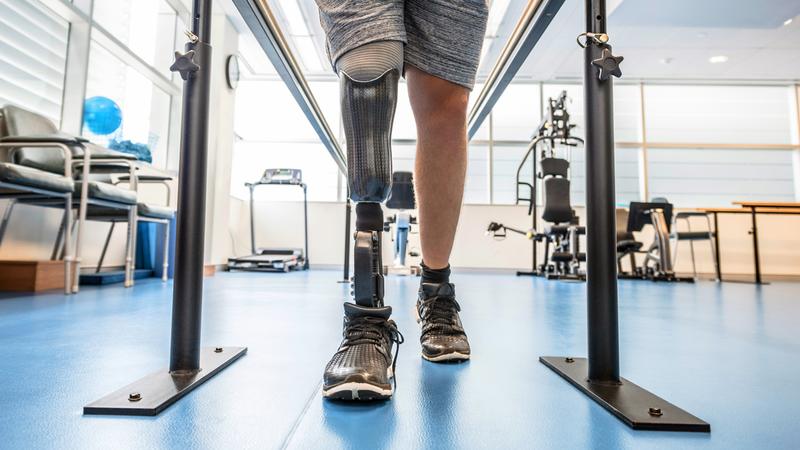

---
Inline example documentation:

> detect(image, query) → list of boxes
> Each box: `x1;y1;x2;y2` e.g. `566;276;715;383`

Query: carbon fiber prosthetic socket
341;69;399;203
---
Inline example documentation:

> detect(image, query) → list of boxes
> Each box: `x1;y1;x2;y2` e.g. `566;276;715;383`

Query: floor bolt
565;357;575;363
649;407;663;417
214;347;224;353
128;392;142;402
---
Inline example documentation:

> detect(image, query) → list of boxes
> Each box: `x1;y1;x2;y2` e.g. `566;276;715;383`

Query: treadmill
227;169;309;272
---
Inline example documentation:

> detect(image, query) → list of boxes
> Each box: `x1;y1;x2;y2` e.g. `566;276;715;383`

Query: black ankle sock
421;262;451;285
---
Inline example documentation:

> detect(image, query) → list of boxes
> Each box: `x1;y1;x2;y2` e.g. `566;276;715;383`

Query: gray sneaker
416;283;471;362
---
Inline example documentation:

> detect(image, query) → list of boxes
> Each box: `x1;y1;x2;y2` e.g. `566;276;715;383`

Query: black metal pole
170;0;214;373
584;0;620;384
303;184;309;269
249;185;256;254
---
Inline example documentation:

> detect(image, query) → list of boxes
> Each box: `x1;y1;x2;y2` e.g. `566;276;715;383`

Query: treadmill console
259;168;303;185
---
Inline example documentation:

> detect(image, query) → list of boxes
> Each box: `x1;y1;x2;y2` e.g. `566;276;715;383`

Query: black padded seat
138;203;174;219
617;239;643;253
75;181;137;204
675;231;714;241
0;162;74;193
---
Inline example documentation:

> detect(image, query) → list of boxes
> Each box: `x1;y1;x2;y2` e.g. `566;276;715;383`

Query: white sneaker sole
422;352;471;362
322;368;394;401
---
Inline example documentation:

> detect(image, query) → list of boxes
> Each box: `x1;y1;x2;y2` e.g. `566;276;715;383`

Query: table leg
749;207;762;284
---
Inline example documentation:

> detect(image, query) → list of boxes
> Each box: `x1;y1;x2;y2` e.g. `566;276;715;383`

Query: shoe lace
343;316;405;386
419;296;463;338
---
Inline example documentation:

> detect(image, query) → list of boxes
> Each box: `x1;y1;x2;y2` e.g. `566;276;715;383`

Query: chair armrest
0;141;76;178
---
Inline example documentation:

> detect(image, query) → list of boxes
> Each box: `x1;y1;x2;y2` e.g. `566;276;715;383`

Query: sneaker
322;303;404;400
416;282;471;362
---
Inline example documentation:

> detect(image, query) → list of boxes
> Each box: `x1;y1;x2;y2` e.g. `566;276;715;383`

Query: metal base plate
84;346;247;416
540;356;710;432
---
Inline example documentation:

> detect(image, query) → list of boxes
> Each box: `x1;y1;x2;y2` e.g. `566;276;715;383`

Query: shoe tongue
343;302;392;319
420;282;455;299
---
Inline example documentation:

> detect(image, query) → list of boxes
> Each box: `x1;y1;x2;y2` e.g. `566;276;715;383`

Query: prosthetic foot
323;69;402;400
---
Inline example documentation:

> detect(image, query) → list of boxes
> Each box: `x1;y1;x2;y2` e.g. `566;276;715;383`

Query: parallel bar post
584;0;619;383
170;0;214;373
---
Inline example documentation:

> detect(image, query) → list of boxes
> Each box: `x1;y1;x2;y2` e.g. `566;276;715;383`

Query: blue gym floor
0;271;798;449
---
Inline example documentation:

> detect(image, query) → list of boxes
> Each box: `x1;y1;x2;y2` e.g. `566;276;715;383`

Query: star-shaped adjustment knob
170;50;200;81
591;47;624;81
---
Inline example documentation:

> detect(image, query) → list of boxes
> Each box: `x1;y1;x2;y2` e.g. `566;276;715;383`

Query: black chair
616;208;642;274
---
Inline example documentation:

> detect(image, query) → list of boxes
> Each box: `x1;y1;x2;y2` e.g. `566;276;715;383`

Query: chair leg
73;155;91;293
96;222;116;273
62;196;73;295
689;240;697;279
124;209;137;288
0;199;17;246
51;211;67;261
706;217;719;282
162;220;170;282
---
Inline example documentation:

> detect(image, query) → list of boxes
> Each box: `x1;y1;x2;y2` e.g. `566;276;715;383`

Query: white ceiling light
709;55;728;64
784;18;794;26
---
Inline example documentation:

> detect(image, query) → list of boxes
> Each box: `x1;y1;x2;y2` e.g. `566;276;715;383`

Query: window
84;41;173;168
643;85;797;205
0;0;69;124
648;148;795;207
644;85;795;144
92;0;178;77
232;79;342;201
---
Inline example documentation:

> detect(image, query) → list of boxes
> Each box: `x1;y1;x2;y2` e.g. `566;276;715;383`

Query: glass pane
84;41;172;168
647;148;795;207
0;0;69;125
92;0;177;76
491;142;532;205
491;83;542;141
644;85;795;144
233;79;340;201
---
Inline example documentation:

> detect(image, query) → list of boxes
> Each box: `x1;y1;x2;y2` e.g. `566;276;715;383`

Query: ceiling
223;0;800;83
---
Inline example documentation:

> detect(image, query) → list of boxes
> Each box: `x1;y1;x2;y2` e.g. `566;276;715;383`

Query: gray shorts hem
326;25;407;69
404;51;478;91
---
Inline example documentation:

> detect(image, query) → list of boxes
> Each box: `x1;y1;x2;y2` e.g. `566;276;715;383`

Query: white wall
230;199;800;276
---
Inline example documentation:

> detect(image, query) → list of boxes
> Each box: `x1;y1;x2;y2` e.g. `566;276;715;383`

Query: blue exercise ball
83;96;122;135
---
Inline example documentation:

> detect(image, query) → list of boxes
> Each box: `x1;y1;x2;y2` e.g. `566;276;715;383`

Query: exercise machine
383;171;420;276
616;200;693;282
486;91;585;280
227;168;309;272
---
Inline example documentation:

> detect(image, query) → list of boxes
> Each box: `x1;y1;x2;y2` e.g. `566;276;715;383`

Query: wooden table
700;202;800;284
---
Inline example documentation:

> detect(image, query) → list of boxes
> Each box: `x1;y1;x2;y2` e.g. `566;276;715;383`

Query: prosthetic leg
322;68;404;400
343;69;400;307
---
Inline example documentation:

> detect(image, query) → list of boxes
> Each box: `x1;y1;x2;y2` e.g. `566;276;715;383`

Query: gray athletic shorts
315;0;489;90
